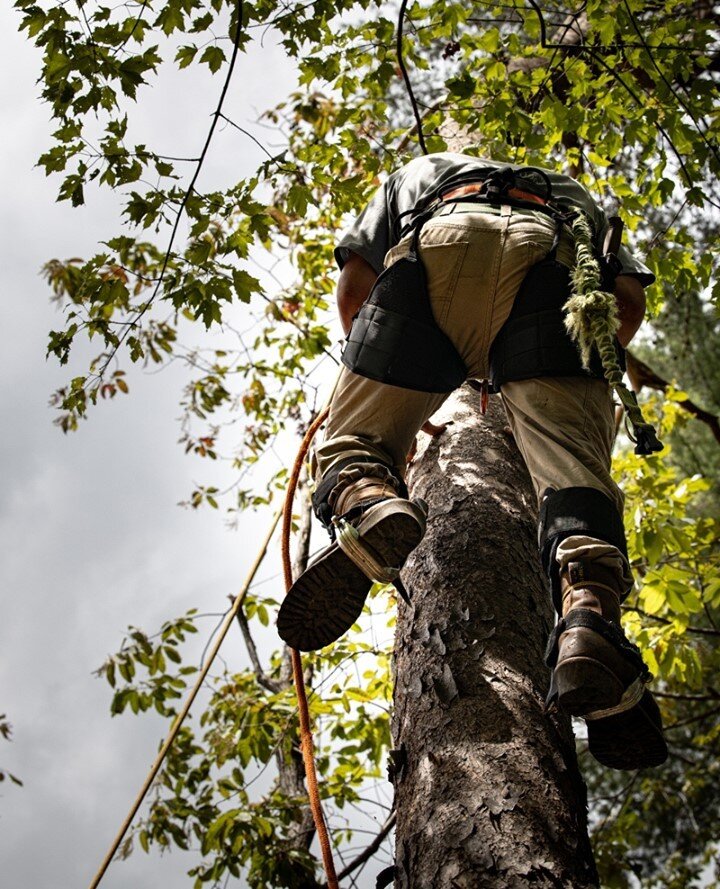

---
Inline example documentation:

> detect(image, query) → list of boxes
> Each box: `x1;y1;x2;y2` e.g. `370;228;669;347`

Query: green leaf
200;46;226;74
231;269;260;302
175;45;198;70
447;72;476;100
157;4;185;36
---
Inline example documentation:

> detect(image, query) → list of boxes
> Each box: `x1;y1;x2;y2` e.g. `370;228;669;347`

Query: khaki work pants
316;205;630;587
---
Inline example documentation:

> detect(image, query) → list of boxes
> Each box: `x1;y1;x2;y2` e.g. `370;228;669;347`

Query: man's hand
614;275;646;348
337;252;378;335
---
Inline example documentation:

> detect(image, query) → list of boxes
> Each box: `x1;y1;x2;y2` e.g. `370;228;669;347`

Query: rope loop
564;213;663;456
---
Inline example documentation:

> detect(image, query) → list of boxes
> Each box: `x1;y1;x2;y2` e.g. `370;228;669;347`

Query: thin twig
665;704;720;730
397;0;428;155
218;113;282;161
111;0;150;57
234;605;281;692
622;605;720;637
654;689;720;702
327;812;397;885
523;0;720;210
621;0;720;166
95;0;247;384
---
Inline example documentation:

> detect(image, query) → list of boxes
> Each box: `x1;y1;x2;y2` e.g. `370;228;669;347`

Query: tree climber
277;153;667;771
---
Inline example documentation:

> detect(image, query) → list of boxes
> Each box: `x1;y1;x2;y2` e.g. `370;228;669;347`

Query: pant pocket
419;241;470;326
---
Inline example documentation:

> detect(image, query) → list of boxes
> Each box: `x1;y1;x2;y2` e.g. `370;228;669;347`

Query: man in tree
277;152;667;771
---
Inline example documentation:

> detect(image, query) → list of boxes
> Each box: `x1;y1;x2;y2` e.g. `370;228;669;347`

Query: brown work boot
277;474;427;652
546;560;668;770
554;561;635;713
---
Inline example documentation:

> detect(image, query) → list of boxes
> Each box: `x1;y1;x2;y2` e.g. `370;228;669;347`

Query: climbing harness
88;409;340;889
342;165;663;456
341;214;467;393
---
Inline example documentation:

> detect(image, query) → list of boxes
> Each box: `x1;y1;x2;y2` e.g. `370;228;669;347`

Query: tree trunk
392;388;597;888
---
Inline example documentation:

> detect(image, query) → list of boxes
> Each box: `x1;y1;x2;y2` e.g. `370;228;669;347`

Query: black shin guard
538;487;629;613
312;457;408;536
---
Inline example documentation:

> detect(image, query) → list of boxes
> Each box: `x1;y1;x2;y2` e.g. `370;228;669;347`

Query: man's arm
337;251;379;335
614;275;646;348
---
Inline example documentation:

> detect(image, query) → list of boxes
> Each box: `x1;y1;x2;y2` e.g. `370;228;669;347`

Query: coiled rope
565;213;663;456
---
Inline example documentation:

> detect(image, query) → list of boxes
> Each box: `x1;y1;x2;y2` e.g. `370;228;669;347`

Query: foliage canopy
14;0;720;885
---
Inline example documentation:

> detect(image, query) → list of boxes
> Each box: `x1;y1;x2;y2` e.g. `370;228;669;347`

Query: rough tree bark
392;389;597;888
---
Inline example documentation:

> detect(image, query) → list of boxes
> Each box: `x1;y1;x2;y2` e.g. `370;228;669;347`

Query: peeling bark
392;389;597;888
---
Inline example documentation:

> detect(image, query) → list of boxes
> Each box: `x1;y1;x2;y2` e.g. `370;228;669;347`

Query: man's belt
440;180;548;207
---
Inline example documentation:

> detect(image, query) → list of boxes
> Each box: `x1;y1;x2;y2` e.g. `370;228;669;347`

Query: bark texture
392;388;597;888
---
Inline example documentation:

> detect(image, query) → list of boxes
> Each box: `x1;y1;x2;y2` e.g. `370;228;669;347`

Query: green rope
564;213;663;456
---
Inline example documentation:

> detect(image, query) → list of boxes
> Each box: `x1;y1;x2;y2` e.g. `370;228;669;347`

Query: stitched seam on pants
481;215;510;365
420;241;470;327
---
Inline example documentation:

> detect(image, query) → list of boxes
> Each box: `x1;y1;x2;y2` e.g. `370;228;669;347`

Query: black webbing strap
544;608;651;711
544;608;651;679
394;166;578;241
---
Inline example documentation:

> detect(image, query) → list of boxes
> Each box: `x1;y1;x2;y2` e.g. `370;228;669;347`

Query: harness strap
441;181;548;206
390;168;662;457
544;608;652;714
334;517;401;585
395;167;576;240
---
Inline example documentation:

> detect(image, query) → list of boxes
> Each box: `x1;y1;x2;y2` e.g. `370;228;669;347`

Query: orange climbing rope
88;407;338;889
281;406;339;889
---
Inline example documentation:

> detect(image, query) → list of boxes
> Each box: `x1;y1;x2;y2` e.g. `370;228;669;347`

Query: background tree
0;715;23;791
14;0;720;885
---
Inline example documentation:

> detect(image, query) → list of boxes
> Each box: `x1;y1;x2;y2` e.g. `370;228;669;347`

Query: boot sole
586;689;668;770
277;500;426;651
555;656;668;770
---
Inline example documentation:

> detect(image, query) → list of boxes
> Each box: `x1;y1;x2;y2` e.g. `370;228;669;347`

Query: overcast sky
0;9;379;888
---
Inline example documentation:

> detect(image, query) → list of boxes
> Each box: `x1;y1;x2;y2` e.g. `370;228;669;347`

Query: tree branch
325;812;397;885
626;351;720;445
665;704;720;730
397;0;429;155
622;604;720;637
234;606;282;692
655;689;720;702
95;0;247;383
